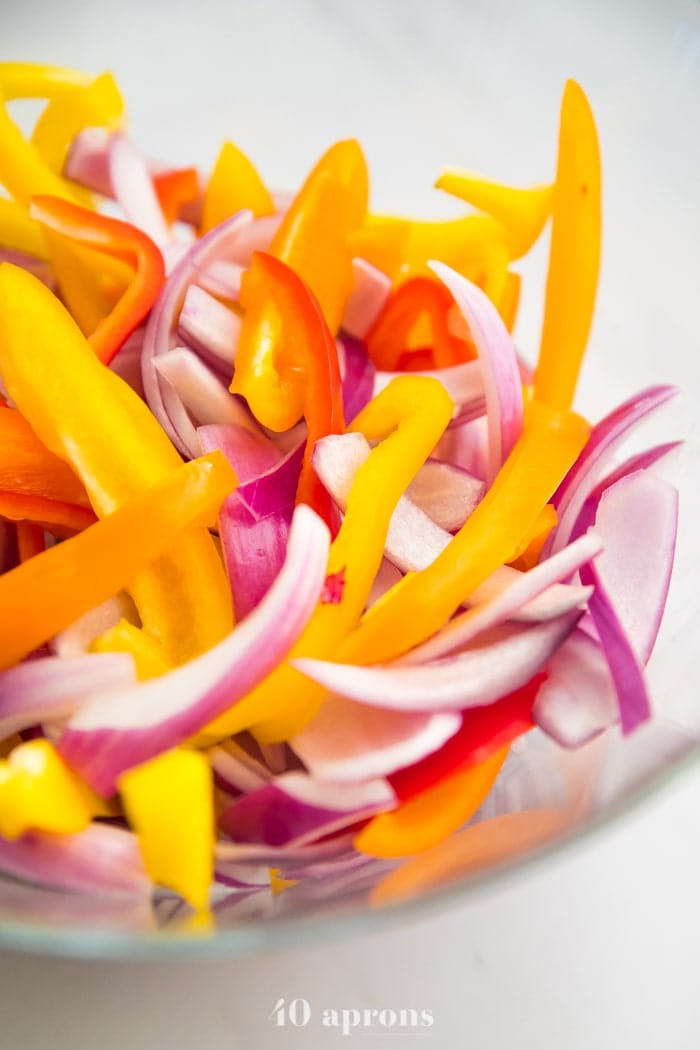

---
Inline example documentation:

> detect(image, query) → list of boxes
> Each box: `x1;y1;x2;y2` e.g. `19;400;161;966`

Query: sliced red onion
210;739;274;793
294;611;581;713
154;347;258;446
292;695;461;782
0;653;136;738
342;258;391;339
108;326;146;398
275;849;380;884
219;772;395;848
406;459;484;531
0;248;56;290
141;211;254;457
397;532;601;666
51;593;137;657
373;360;485;421
337;333;376;423
438;415;489;477
577;471;678;666
214;831;357;870
197;422;280;482
178;285;241;369
544;385;678;557
431;262;523;483
0;824;151;896
201;426;301;619
313;432;589;621
107;132;171;245
533;629;618;747
593;441;682;498
57;505;330;795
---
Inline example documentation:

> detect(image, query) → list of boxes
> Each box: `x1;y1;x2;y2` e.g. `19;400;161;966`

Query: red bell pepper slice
234;251;345;529
388;674;546;802
28;194;165;364
365;276;475;371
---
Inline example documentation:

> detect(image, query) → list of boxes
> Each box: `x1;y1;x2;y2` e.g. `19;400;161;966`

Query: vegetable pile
0;64;680;916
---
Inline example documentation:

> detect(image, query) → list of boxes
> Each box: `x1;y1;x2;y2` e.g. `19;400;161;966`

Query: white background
0;1;699;1046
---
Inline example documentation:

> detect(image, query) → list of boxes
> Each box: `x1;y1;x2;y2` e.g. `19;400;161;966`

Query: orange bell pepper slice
153;166;201;225
354;747;509;858
29;194;165;364
0;451;235;671
232;251;344;526
534;80;602;409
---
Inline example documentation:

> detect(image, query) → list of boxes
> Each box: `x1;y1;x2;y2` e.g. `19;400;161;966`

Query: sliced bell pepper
0;405;92;508
0;492;96;535
336;399;591;666
508;503;558;571
434;170;553;259
354;746;509;858
31;72;123;182
365;276;475;370
204;375;453;743
153;167;201;225
232;251;344;526
499;270;521;332
91;619;171;680
0;450;235;671
200;140;274;231
257;138;368;333
0;63;93;101
0;739;109;840
0;198;49;258
119;747;214;912
388;675;545;802
29;195;165;365
15;521;45;562
534;80;601;409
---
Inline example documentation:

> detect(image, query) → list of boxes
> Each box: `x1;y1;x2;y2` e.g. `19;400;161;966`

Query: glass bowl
0;0;698;958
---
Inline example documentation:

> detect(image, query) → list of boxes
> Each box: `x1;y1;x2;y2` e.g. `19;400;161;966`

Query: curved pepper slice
0;405;91;507
336;399;591;666
91;619;171;680
0;199;48;258
0;263;234;664
0;451;235;671
435;170;553;259
153;167;201;225
119;748;214;912
365;275;475;370
0;739;109;841
534;80;602;409
29;195;165;364
236;138;368;342
354;746;509;858
204;375;454;744
232;252;345;525
0;492;95;535
201;140;273;231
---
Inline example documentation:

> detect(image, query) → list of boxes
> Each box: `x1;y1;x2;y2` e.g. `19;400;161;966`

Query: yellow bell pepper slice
0;63;93;101
355;746;509;858
499;270;521;332
91;619;172;680
0;739;108;840
200;140;274;231
336;399;590;667
534;80;602;409
31;71;124;177
119;748;214;912
0;198;48;258
203;375;453;743
0;451;236;671
0;264;233;664
435;170;553;259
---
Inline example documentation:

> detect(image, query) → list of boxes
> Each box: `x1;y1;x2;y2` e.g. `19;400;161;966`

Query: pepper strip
232;252;344;525
0;405;92;508
15;521;45;562
0;739;109;840
153;167;201;225
0;264;234;663
365;276;475;370
336;400;590;667
200;140;273;231
0;492;95;535
0;452;235;671
91;620;171;680
30;195;165;364
534;80;601;409
354;746;509;858
0;199;48;258
256;138;368;333
434;171;553;259
119;748;214;912
205;376;454;743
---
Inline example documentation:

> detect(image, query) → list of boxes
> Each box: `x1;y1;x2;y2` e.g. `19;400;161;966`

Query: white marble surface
0;1;699;1046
